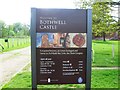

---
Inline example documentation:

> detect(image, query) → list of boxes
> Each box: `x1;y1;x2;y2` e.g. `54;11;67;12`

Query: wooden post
112;44;115;59
85;9;92;90
31;8;37;90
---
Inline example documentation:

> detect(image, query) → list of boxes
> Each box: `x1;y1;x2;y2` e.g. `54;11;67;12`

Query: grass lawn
2;70;118;89
1;40;119;89
92;40;118;67
0;37;30;52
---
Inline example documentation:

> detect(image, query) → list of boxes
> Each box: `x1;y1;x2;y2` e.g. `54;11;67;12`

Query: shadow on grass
2;69;118;89
92;40;114;44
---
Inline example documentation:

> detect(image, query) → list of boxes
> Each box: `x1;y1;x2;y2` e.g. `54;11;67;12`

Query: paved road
0;47;31;88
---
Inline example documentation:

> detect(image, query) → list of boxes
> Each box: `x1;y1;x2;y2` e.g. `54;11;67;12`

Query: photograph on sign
36;33;86;48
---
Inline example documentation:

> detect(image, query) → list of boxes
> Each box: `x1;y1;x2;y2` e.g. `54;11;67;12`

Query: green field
0;37;30;52
92;40;118;67
1;40;119;89
2;70;118;89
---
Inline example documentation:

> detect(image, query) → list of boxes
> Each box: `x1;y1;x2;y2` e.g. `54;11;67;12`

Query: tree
0;20;30;38
73;0;94;9
8;25;15;37
74;0;118;41
22;24;30;36
92;2;117;41
0;20;8;38
13;22;23;36
13;23;30;37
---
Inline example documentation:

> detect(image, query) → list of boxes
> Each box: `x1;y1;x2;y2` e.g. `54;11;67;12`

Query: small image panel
36;33;86;48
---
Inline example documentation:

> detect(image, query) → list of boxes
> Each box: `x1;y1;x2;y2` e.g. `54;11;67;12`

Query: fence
0;36;30;52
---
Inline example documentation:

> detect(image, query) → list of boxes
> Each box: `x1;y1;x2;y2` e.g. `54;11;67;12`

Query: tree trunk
103;32;106;41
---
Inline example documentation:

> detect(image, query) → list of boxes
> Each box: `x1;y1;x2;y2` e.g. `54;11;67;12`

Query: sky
0;0;75;25
0;0;118;25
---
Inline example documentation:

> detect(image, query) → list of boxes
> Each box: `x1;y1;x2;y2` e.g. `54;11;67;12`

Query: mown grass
2;70;118;89
92;40;118;67
0;37;30;52
1;40;119;89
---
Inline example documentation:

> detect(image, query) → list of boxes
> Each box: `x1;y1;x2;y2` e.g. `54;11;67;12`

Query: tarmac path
0;46;31;89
